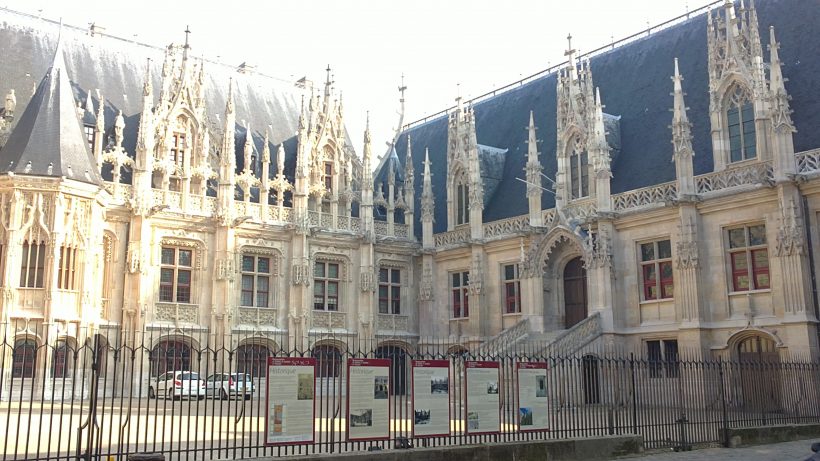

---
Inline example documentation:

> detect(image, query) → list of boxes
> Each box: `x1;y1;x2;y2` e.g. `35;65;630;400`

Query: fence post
718;357;729;447
630;353;637;434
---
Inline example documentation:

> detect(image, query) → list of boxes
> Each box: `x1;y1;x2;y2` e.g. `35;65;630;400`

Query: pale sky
3;0;716;159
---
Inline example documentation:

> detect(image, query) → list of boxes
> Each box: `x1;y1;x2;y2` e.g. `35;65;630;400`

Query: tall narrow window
378;268;401;314
640;240;673;301
727;86;756;162
503;264;521;314
323;162;333;192
313;261;340;311
728;224;769;291
455;181;470;225
52;340;71;378
313;345;342;378
569;137;589;199
236;344;271;377
171;132;186;169
57;245;79;290
20;240;46;288
84;125;95;149
646;339;679;378
451;271;469;318
241;254;271;307
159;247;193;303
12;339;37;378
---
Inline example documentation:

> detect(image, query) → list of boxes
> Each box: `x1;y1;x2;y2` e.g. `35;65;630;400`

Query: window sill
502;312;522;317
449;317;469;321
639;298;674;305
728;289;771;297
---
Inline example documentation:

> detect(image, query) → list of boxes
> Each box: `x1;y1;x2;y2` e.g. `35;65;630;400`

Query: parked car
148;371;205;400
205;373;254;400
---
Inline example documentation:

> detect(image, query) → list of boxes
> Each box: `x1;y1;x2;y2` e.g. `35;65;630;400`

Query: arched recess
150;335;200;377
52;337;78;379
311;339;345;379
727;331;782;412
236;337;279;378
374;340;412;395
563;257;588;329
12;336;39;378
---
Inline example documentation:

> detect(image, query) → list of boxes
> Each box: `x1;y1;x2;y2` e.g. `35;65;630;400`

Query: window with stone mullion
159;247;192;303
728;225;769;291
640;240;673;301
378;268;401;315
503;264;521;314
241;255;271;308
313;261;340;311
451;271;469;318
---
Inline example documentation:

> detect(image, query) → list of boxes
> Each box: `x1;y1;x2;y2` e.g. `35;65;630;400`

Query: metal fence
1;323;819;460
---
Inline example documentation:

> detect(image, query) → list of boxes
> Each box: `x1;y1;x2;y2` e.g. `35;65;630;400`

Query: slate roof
390;0;820;235
0;8;324;188
0;38;102;185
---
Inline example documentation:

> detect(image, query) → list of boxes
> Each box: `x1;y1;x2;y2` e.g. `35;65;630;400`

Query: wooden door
563;257;588;329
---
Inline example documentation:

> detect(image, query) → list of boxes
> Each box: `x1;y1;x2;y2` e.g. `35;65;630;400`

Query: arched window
20;240;46;288
737;335;778;362
52;339;73;378
236;344;271;378
726;85;756;163
456;176;469;225
375;344;408;395
12;339;37;378
312;344;342;379
150;340;192;377
569;137;589;199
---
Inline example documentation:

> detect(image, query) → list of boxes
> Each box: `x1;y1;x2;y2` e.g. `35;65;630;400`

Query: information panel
465;361;501;435
347;358;391;441
411;359;451;437
516;362;549;432
265;357;316;446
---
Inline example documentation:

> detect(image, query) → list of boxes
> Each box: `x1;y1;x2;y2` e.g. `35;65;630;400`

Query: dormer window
456;178;469;225
569;137;589;199
726;86;756;162
171;132;186;169
324;161;333;192
83;125;95;149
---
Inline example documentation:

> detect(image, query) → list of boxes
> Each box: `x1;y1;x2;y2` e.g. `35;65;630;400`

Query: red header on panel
466;360;499;369
412;359;450;368
348;358;391;368
517;362;548;370
268;357;316;367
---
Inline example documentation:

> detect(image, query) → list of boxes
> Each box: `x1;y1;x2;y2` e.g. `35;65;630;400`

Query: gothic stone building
0;0;819;398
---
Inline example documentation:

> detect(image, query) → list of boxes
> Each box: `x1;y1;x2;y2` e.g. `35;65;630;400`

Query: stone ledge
267;434;642;461
722;423;820;448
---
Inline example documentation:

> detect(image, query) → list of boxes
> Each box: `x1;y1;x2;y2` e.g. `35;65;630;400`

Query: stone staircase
477;312;603;357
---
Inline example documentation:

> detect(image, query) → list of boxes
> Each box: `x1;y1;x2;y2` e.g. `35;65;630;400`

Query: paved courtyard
621;439;819;461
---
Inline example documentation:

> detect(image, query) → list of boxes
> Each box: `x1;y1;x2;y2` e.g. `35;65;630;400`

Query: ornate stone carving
676;217;699;270
126;241;143;273
467;252;483;295
583;229;611;270
419;262;433;301
359;265;376;292
521;227;585;278
775;198;804;257
215;258;234;281
160;238;204;270
291;261;311;286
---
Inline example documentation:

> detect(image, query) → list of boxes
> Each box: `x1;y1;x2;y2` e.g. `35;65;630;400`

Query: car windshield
180;373;199;380
234;374;252;382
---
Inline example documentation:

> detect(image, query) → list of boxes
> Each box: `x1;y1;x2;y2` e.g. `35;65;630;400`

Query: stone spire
403;135;415;217
217;78;237;222
671;58;695;196
524;110;543;226
421;148;435;249
359;114;374;234
260;130;271;205
768;26;794;134
0;35;101;185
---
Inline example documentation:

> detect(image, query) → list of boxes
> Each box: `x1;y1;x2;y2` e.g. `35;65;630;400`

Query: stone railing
320;212;332;228
477;317;530;356
434;226;471;247
154;302;199;324
268;205;293;223
308;210;321;226
394;223;410;238
237;307;277;326
613;181;677;212
543;312;602;355
374;221;389;236
376;313;410;332
696;160;773;194
350;217;361;233
564;197;598;222
203;197;218;214
797;148;820;175
312;311;346;330
483;214;530;239
102;182;133;205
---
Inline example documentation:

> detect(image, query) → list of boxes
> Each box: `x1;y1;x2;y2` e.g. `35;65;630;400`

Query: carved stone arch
719;78;754;109
725;327;784;351
559;127;586;158
521;226;586;278
151;332;202;351
102;230;117;263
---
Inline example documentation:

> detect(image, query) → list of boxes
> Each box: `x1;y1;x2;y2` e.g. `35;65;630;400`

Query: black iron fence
1;323;819;460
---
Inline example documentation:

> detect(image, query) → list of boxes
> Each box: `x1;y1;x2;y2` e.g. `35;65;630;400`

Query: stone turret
524;111;543;227
671;58;695;197
421;148;434;249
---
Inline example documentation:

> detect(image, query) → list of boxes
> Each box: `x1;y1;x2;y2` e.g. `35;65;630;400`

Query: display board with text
465;361;501;435
411;359;451;437
346;358;391;441
265;357;316;445
516;362;549;432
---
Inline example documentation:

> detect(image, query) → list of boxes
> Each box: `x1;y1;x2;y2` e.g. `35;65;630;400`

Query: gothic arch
522;226;586;278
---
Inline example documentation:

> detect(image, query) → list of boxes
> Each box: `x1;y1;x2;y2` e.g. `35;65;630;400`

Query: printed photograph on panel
374;376;389;399
414;409;431;425
272;404;285;435
350;408;373;427
486;381;499;394
431;376;449;394
519;407;533;426
297;373;314;400
467;411;480;430
535;375;547;398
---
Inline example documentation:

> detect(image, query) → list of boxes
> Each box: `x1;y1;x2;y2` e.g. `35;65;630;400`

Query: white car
205;373;255;400
149;371;205;400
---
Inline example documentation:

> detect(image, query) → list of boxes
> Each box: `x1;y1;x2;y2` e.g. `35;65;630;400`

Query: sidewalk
620;439;819;461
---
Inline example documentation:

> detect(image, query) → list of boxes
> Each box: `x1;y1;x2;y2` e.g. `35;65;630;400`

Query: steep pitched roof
0;37;102;185
392;0;820;235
